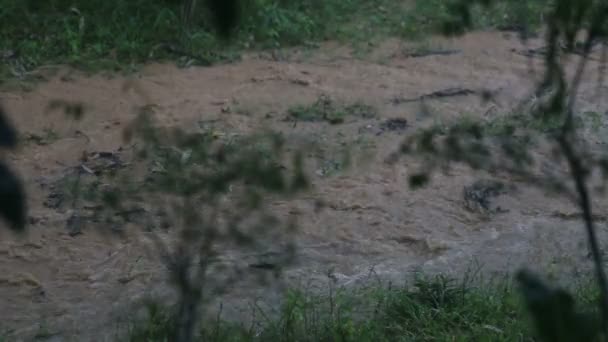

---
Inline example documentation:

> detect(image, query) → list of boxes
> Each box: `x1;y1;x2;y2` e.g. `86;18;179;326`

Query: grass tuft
126;274;589;341
1;0;549;81
287;95;377;124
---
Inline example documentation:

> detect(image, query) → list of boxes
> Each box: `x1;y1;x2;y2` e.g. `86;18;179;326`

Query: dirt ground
1;31;608;341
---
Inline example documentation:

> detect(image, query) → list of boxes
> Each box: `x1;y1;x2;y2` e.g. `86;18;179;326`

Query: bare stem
559;135;608;338
554;9;608;335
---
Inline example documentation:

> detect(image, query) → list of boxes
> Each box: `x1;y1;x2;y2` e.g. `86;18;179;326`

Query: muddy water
1;31;608;340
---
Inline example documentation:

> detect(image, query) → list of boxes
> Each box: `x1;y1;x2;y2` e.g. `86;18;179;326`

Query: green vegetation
21;128;60;146
287;95;377;124
3;0;605;341
0;0;548;80
128;274;599;341
480;109;605;139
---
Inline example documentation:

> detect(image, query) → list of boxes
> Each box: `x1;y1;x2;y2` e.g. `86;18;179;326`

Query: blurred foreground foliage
397;0;608;340
2;0;608;341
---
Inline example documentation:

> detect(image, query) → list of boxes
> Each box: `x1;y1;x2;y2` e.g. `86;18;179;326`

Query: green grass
482;110;597;137
21;128;60;146
0;0;549;82
127;274;600;341
287;95;377;124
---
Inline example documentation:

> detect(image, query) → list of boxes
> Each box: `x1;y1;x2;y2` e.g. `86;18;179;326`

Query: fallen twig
391;87;476;104
403;49;461;58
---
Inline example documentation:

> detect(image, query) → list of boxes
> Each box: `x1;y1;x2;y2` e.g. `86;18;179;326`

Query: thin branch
598;42;608;98
559;135;608;337
554;6;608;334
562;29;597;134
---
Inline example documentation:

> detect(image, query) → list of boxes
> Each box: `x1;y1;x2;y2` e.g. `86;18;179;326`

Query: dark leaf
102;189;122;208
66;103;85;120
0;162;26;231
516;269;600;342
409;173;429;189
46;100;85;120
206;0;240;39
0;106;17;148
290;152;309;192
